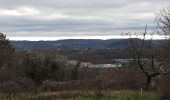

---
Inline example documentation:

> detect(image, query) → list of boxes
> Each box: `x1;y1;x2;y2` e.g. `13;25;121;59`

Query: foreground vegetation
0;90;156;100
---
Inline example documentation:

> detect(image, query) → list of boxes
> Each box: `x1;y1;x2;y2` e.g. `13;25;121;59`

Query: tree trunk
144;76;151;91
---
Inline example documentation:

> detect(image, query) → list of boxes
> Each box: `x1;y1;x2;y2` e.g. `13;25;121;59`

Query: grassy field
0;90;156;100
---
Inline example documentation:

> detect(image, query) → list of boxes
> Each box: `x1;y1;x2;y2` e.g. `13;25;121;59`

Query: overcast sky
0;0;169;38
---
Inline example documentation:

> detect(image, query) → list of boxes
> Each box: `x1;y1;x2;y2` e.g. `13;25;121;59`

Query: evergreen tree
0;33;14;74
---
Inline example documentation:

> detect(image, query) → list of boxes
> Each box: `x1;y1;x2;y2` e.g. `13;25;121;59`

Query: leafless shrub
40;80;68;92
0;81;22;94
156;75;170;100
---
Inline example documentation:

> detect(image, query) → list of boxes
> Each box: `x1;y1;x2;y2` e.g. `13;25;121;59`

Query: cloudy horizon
0;0;169;40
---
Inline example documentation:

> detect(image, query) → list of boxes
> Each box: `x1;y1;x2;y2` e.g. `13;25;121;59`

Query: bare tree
156;6;170;67
125;26;170;91
156;7;170;35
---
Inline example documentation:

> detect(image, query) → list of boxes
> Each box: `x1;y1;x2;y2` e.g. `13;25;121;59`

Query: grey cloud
0;16;155;37
0;0;167;10
0;0;168;37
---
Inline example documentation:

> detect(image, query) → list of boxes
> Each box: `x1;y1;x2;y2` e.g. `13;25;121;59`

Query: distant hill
10;39;164;50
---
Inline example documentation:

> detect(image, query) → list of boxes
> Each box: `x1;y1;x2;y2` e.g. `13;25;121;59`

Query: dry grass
0;90;156;100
